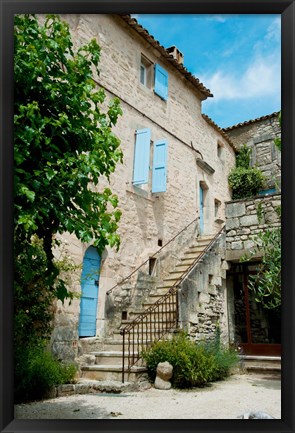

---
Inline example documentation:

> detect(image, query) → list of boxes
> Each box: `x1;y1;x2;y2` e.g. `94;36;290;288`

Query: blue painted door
199;185;204;234
78;246;101;337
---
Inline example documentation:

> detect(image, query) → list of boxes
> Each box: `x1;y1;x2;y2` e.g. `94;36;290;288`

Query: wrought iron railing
120;225;225;382
106;216;199;296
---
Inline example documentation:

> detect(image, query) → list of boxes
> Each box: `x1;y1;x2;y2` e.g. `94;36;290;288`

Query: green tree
14;14;123;301
241;206;281;310
13;14;124;401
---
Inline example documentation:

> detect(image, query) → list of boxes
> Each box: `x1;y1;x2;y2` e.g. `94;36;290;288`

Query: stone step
240;356;281;375
81;364;147;382
90;351;125;366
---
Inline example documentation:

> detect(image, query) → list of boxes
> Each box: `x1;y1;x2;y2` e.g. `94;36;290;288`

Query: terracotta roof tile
202;114;236;151
120;15;213;100
223;111;280;132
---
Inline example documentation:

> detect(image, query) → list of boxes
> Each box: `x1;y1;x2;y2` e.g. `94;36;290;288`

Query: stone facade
40;13;237;361
224;113;281;189
179;234;229;344
225;193;281;262
32;15;282;364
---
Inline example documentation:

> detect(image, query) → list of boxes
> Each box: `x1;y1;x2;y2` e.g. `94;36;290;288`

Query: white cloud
205;15;227;23
199;53;281;102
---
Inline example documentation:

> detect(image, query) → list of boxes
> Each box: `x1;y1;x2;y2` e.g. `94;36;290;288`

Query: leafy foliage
240;204;281;309
15;343;77;403
14;14;123;283
14;14;123;402
142;330;238;388
228;166;265;200
241;226;281;310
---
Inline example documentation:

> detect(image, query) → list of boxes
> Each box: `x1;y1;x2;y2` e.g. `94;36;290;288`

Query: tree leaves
14;14;123;302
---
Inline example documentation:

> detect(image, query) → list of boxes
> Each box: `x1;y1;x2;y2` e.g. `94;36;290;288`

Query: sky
132;14;281;129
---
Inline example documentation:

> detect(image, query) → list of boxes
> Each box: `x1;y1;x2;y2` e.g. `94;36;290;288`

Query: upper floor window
217;142;223;158
132;128;168;193
139;55;169;101
140;55;153;88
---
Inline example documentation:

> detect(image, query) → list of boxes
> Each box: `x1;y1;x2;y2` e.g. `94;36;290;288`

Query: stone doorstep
81;365;147;382
55;379;141;397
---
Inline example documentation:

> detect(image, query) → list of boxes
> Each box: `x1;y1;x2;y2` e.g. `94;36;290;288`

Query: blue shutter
132;128;151;185
152;139;168;193
154;64;168;100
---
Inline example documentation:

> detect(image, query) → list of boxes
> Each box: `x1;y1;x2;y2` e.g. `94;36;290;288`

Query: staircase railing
106;216;199;296
120;225;225;382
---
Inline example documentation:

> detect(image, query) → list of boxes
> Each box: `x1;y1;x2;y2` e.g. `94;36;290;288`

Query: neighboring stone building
43;14;281;377
224;112;281;191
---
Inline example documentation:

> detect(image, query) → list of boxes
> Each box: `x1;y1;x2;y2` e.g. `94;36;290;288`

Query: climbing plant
241;206;281;310
228;144;265;200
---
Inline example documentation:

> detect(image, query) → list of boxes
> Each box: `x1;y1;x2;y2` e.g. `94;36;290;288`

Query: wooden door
78;246;101;337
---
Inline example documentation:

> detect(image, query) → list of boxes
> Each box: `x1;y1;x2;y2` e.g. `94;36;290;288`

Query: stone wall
225;193;281;262
178;234;229;344
36;13;236;361
225;113;281;189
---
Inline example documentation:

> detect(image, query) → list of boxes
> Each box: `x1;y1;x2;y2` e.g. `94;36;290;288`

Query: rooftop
120;15;213;100
223;112;280;132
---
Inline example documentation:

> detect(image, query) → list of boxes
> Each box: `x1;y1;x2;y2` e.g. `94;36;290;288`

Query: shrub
142;330;238;389
228;166;265;200
14;344;77;403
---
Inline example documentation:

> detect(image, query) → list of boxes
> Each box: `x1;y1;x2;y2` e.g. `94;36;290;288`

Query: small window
140;55;153;88
158;239;163;247
217;142;224;159
214;199;221;218
209;274;213;285
149;257;157;276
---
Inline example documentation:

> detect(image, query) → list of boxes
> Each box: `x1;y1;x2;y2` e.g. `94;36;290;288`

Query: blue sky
132;14;281;128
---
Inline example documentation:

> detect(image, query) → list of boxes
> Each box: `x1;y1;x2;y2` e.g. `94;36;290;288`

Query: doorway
228;262;281;356
78;246;101;337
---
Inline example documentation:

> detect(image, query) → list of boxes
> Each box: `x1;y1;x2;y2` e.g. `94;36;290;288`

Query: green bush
228;166;265;200
141;330;238;389
14;344;77;403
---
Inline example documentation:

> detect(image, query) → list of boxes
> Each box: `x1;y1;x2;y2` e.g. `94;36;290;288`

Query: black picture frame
1;1;294;432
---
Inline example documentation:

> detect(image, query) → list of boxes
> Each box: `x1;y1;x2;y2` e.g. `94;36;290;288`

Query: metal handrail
106;216;199;295
120;225;225;382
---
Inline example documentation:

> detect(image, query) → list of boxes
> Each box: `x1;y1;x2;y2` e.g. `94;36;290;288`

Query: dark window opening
149;257;157;275
158;239;163;247
122;311;127;321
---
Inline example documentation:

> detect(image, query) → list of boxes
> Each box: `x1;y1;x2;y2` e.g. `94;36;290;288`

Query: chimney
166;46;184;65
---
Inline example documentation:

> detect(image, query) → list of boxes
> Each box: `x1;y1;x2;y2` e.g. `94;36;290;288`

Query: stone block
57;384;75;397
240;215;259;227
231;241;243;250
226;218;239;230
225;202;246;218
199;293;210;304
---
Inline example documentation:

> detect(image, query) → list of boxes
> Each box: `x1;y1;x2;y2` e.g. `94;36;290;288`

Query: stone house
45;14;281;380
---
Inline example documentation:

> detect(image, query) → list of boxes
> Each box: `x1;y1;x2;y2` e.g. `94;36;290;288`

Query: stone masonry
225;193;281;262
225;113;281;189
35;14;236;361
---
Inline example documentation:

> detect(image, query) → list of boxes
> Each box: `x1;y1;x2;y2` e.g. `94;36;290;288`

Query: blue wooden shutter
152;139;168;193
154;64;168;100
132;128;151;185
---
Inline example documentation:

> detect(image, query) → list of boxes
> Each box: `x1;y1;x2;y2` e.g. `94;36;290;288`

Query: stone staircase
79;234;215;383
240;356;281;377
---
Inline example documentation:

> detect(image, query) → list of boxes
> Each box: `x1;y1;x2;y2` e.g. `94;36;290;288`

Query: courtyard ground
14;372;281;420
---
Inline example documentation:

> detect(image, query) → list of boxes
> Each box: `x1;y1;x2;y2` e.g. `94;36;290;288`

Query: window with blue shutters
152;139;168;193
154;64;169;101
132;128;151;185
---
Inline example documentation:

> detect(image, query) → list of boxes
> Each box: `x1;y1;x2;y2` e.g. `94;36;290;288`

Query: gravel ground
14;373;281;420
